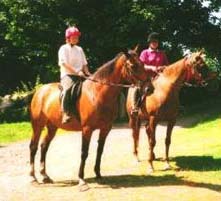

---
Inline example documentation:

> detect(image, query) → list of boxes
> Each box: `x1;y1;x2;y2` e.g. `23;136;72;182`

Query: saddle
59;80;83;120
133;80;154;108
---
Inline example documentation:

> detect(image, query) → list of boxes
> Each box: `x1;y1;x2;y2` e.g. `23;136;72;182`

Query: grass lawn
0;122;32;144
0;122;68;144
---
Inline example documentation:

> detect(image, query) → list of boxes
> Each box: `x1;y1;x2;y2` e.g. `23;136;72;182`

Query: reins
79;74;137;88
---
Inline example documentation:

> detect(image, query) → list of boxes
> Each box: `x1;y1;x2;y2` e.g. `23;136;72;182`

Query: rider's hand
85;71;92;77
157;66;166;72
151;66;158;73
78;70;85;77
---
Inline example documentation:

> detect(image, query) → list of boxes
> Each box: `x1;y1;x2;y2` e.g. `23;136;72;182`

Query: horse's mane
92;52;124;81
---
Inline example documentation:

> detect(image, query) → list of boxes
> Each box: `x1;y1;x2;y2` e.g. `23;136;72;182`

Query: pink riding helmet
65;26;81;39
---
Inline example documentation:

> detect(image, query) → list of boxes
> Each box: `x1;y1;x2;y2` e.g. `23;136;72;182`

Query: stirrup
62;113;71;124
130;108;139;116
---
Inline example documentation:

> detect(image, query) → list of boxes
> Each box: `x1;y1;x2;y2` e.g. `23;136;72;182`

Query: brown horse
126;51;206;173
29;49;147;190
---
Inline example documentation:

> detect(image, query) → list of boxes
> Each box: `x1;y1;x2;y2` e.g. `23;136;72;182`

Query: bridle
183;53;207;87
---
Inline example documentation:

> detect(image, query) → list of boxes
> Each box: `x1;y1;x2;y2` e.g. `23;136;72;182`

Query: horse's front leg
146;117;157;173
128;113;141;162
164;119;176;170
94;126;112;179
78;127;92;191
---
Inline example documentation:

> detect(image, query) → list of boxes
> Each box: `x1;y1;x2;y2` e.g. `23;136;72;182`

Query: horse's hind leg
164;119;176;170
29;123;44;183
40;123;57;183
94;126;111;179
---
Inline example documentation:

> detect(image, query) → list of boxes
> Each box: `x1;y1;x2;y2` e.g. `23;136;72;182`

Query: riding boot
131;87;141;117
61;89;72;124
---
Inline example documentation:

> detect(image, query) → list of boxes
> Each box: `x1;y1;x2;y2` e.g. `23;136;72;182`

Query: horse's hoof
136;157;141;163
163;163;172;171
28;175;38;184
133;155;140;163
29;177;39;184
147;168;154;174
42;176;53;184
78;180;90;192
95;174;103;180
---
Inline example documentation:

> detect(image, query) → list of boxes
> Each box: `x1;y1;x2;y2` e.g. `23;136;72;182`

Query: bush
0;77;41;123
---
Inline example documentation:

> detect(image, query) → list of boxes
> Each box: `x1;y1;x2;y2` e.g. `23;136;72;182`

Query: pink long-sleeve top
139;48;169;77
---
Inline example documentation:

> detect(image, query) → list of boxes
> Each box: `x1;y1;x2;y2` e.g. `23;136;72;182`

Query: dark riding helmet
147;32;160;43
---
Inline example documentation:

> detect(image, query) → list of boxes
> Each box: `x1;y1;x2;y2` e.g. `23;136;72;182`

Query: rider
131;32;169;116
58;26;91;124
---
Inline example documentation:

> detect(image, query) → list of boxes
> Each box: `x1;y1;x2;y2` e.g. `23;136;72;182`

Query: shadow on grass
38;171;221;192
85;173;221;192
36;174;221;192
35;180;79;188
172;155;221;171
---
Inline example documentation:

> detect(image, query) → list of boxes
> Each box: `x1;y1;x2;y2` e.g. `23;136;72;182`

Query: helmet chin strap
150;47;158;50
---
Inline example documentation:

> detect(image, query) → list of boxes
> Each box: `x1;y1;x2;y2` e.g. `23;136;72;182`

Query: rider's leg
131;86;142;116
60;75;75;124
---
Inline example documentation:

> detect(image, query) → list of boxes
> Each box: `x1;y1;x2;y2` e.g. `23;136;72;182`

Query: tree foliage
0;0;220;95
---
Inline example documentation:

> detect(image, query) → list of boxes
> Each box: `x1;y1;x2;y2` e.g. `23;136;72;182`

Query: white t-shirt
58;44;88;78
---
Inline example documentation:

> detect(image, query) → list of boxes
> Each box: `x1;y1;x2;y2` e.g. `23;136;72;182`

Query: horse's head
121;47;147;84
184;50;206;84
187;50;205;68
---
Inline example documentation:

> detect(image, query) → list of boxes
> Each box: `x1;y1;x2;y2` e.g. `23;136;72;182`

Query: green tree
0;0;220;95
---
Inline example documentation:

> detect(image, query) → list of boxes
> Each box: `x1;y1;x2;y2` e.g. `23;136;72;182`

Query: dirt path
0;116;220;201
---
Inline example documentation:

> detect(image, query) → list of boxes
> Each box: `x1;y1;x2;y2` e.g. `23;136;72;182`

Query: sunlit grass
0;122;71;144
0;122;32;144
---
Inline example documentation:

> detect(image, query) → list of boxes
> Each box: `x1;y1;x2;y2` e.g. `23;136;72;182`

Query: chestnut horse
126;51;205;173
29;49;147;190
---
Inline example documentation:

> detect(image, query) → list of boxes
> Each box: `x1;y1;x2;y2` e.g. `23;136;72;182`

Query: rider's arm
58;45;83;75
82;65;91;76
80;48;91;76
61;63;78;74
140;50;158;73
144;65;158;73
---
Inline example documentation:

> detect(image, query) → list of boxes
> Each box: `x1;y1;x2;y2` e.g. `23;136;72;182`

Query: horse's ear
198;49;206;60
123;49;131;58
199;48;205;55
133;44;139;53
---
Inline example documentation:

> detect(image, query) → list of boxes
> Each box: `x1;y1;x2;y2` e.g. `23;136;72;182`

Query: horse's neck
153;58;187;101
155;58;187;89
84;60;124;104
